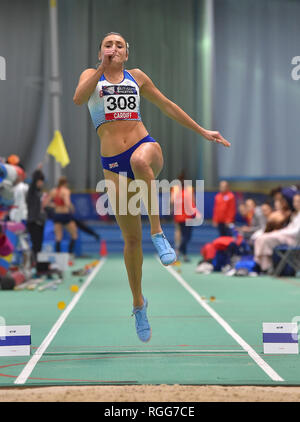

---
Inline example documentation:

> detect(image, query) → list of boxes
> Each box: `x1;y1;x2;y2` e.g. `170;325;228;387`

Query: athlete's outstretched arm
133;69;230;147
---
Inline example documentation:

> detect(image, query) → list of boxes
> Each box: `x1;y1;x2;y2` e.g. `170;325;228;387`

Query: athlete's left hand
203;130;231;147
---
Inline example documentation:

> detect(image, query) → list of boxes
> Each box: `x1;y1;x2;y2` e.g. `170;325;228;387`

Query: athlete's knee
123;232;142;249
130;155;149;174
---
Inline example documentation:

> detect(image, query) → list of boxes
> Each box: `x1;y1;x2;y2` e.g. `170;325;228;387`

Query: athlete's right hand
203;129;231;147
100;49;116;70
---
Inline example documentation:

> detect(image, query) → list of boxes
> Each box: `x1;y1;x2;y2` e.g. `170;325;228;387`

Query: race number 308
105;95;137;111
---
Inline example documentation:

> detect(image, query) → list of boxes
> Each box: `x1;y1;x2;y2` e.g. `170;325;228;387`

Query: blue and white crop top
87;70;142;130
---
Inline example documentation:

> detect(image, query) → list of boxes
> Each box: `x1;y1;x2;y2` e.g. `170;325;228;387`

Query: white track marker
14;258;107;385
43;349;247;355
160;259;284;382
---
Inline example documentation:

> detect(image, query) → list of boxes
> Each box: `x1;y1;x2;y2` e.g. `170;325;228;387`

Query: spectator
237;199;267;240
212;180;236;236
270;186;283;202
265;197;291;233
237;202;248;224
26;168;46;266
43;192;100;243
281;185;300;211
171;173;201;262
6;154;21;167
250;202;273;242
270;185;300;212
43;176;78;254
9;164;28;223
254;194;300;273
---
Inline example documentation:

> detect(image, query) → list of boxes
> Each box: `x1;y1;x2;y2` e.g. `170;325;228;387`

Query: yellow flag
47;130;70;168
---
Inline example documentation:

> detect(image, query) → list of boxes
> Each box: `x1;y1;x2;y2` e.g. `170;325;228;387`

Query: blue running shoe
151;232;177;266
132;296;152;343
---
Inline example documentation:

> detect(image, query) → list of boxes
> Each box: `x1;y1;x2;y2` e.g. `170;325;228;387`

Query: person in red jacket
212;180;236;237
171;172;201;262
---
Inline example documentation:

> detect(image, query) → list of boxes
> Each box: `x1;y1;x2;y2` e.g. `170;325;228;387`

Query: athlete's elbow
73;89;88;105
73;94;84;106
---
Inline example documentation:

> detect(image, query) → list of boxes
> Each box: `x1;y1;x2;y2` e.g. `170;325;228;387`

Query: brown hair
99;32;129;54
57;176;68;188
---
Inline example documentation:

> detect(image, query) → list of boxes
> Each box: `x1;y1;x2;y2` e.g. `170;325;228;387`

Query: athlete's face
99;35;128;65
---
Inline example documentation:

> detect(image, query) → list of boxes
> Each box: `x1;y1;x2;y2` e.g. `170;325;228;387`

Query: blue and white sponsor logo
0;325;31;356
263;323;299;354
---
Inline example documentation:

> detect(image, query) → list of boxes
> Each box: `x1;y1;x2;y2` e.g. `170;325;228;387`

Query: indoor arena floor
0;254;300;387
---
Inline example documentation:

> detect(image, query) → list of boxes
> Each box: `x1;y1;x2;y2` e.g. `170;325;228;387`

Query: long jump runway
0;255;300;387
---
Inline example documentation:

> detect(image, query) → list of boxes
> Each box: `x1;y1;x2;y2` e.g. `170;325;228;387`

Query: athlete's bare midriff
97;119;149;157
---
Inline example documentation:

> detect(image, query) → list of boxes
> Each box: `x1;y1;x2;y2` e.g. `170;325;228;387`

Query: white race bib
102;85;139;121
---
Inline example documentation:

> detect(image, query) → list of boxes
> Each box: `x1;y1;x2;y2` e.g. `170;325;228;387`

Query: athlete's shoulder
127;68;149;86
78;67;97;80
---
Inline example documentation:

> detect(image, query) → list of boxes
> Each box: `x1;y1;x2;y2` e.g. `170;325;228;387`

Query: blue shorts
101;135;156;180
53;213;73;225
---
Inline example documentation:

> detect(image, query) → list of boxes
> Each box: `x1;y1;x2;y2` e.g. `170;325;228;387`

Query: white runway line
43;349;247;355
159;258;284;382
14;258;107;385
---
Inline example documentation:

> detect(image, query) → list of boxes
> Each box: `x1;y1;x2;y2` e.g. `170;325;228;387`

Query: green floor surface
0;255;299;386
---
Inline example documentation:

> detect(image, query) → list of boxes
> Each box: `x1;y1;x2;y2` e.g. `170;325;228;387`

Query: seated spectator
265;197;291;233
254;194;300;273
270;186;283;202
237;202;248;224
270;185;300;213
281;185;300;211
250;202;273;242
237;199;267;240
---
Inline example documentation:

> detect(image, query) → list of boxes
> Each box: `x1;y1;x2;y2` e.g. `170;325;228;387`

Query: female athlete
73;32;230;342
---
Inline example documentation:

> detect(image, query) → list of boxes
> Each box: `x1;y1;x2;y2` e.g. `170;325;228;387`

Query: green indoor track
0;254;300;387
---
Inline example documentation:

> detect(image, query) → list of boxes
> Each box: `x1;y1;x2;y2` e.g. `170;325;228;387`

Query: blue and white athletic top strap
87;69;142;131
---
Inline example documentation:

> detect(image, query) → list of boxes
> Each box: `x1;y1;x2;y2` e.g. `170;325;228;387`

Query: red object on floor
10;271;26;286
99;240;107;256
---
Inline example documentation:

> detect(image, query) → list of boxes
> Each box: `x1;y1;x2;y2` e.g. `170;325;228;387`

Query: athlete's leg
65;220;78;253
54;223;63;252
179;223;192;261
130;142;163;235
174;222;181;256
130;142;176;265
103;169;143;308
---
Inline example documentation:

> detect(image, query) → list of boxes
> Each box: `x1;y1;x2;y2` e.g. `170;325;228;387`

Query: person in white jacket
254;194;300;272
9;180;29;223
